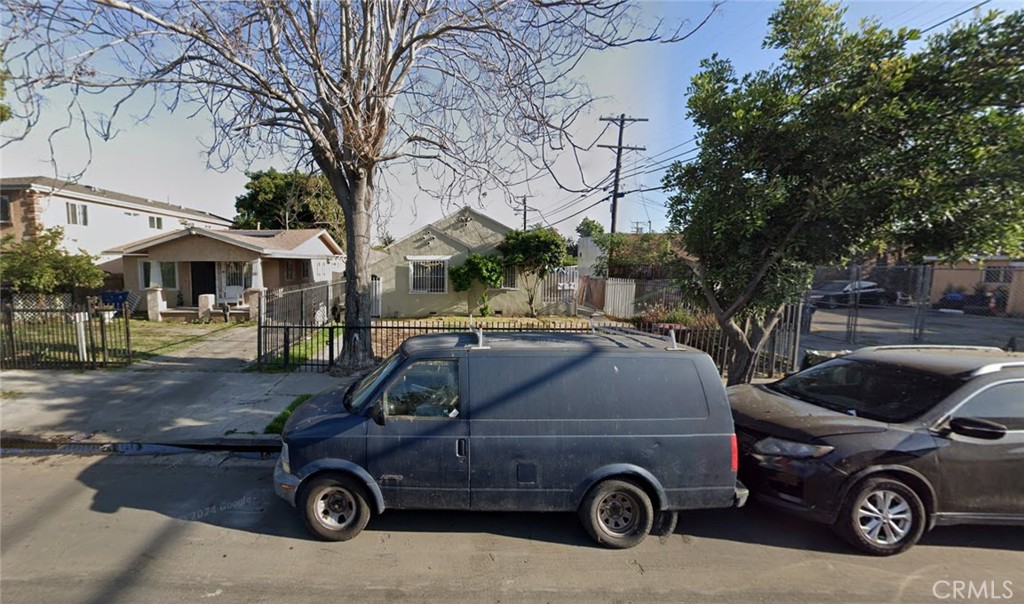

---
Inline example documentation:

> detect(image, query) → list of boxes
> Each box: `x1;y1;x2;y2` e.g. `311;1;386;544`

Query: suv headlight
754;436;833;459
280;442;291;474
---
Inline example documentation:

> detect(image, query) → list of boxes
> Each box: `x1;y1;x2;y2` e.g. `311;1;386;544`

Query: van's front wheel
300;474;371;542
580;479;653;549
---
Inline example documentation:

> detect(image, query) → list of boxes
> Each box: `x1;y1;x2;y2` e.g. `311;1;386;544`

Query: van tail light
730;433;739;473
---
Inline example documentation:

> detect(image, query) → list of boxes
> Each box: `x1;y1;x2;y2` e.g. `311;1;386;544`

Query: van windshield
346;352;403;413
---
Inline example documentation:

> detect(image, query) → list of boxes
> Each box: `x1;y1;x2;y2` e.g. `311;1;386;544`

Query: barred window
224;262;252;288
409;258;448;294
502;265;517;289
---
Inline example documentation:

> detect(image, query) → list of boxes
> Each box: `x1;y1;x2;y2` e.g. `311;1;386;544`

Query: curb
0;435;282;457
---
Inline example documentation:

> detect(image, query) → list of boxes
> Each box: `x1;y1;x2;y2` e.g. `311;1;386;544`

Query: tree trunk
322;162;376;373
720;306;785;386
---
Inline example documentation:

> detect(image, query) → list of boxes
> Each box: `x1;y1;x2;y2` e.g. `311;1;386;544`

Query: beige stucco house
107;227;344;312
927;256;1024;316
370;207;561;318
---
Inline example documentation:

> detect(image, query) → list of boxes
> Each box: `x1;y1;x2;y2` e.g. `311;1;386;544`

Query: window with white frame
284;261;295;281
501;265;517;289
66;202;88;226
140;261;178;289
983;266;1013;284
148;216;163;229
224;262;253;289
408;257;449;294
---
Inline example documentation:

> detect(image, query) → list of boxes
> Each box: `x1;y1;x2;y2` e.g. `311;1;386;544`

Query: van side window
383;360;460;418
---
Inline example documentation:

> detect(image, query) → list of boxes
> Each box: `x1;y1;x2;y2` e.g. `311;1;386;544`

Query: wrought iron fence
0;298;132;369
257;315;801;380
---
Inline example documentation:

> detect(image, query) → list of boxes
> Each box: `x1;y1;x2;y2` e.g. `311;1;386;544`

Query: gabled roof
0;176;233;225
105;227;344;257
382;206;515;252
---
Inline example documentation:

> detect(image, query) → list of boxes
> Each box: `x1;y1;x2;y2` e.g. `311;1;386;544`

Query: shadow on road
73;455;593;546
681;500;1024;554
74;455;1023;552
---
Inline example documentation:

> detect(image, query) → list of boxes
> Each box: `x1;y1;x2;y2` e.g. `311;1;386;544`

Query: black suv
728;346;1024;555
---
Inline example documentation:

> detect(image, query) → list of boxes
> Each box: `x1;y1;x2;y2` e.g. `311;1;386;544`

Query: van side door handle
456;438;466;458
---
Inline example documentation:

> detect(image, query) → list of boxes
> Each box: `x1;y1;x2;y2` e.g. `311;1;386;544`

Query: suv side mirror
369;401;386;426
949;417;1007;440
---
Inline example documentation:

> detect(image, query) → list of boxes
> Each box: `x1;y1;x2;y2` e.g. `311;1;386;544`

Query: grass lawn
264;394;313;434
130;319;251;361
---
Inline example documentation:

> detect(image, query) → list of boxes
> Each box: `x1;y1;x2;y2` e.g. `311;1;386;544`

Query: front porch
156;306;253;323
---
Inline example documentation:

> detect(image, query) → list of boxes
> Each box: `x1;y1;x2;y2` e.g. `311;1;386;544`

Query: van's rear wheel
650;510;678;537
579;479;653;549
300;474;371;542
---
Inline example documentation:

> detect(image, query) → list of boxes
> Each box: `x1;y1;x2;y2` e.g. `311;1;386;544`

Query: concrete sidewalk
0;326;356;444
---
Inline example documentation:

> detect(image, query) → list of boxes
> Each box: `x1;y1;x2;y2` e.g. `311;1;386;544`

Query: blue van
274;330;745;548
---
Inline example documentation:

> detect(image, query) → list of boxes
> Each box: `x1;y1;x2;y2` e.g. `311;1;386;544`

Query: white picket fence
603;278;637;318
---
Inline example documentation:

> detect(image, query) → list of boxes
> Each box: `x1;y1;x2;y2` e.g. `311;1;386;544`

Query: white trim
406;254;452;262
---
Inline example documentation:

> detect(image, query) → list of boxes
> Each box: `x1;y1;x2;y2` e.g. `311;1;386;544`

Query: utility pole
599;114;646;233
519;195;534;230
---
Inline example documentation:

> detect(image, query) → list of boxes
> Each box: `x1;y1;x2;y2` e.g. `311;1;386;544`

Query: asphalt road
2;453;1022;604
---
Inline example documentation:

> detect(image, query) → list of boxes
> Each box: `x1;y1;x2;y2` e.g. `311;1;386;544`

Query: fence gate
0;295;133;369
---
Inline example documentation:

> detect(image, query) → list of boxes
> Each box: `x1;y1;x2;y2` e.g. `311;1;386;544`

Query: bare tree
3;0;717;370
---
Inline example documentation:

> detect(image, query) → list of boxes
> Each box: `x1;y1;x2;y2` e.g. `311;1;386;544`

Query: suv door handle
456;438;466;457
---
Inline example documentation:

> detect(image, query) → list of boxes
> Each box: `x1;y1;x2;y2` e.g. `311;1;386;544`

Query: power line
919;0;991;33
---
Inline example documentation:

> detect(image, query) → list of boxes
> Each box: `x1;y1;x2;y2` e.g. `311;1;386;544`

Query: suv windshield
769;358;963;422
346;352;403;413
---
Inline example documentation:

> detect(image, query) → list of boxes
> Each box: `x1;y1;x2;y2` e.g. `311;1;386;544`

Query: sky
1;0;1015;243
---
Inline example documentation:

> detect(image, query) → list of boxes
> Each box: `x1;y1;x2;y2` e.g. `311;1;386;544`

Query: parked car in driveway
807;280;900;308
275;330;746;549
728;345;1024;555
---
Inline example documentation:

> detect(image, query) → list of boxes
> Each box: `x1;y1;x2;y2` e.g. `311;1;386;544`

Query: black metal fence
0;299;133;369
257;316;802;380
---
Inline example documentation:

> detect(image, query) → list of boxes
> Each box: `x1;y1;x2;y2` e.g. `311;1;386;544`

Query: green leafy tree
664;0;1024;384
593;232;674;279
0;51;11;123
449;253;504;316
575;217;605;238
1;227;106;293
234;170;345;246
498;229;566;317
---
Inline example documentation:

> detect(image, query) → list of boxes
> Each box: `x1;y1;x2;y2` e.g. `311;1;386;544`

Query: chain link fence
805;264;1024;351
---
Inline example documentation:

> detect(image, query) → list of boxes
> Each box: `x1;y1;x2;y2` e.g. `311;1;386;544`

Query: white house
0;176;233;273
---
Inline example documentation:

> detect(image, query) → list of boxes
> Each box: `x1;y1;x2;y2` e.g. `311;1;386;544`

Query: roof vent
666;330;682;351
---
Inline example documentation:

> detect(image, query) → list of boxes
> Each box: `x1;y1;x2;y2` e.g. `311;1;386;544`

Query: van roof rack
468;329;489;352
589;322;686;350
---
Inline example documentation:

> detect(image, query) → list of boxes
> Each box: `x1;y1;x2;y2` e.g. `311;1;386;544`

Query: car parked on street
275;330;747;549
729;345;1024;555
807;280;900;309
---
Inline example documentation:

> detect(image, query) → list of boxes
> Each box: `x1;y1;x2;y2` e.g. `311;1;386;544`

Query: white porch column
250;257;264;290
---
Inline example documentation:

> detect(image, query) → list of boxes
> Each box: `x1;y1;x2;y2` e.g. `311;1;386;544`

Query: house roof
0;176;233;225
381;206;515;252
105;227;344;257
